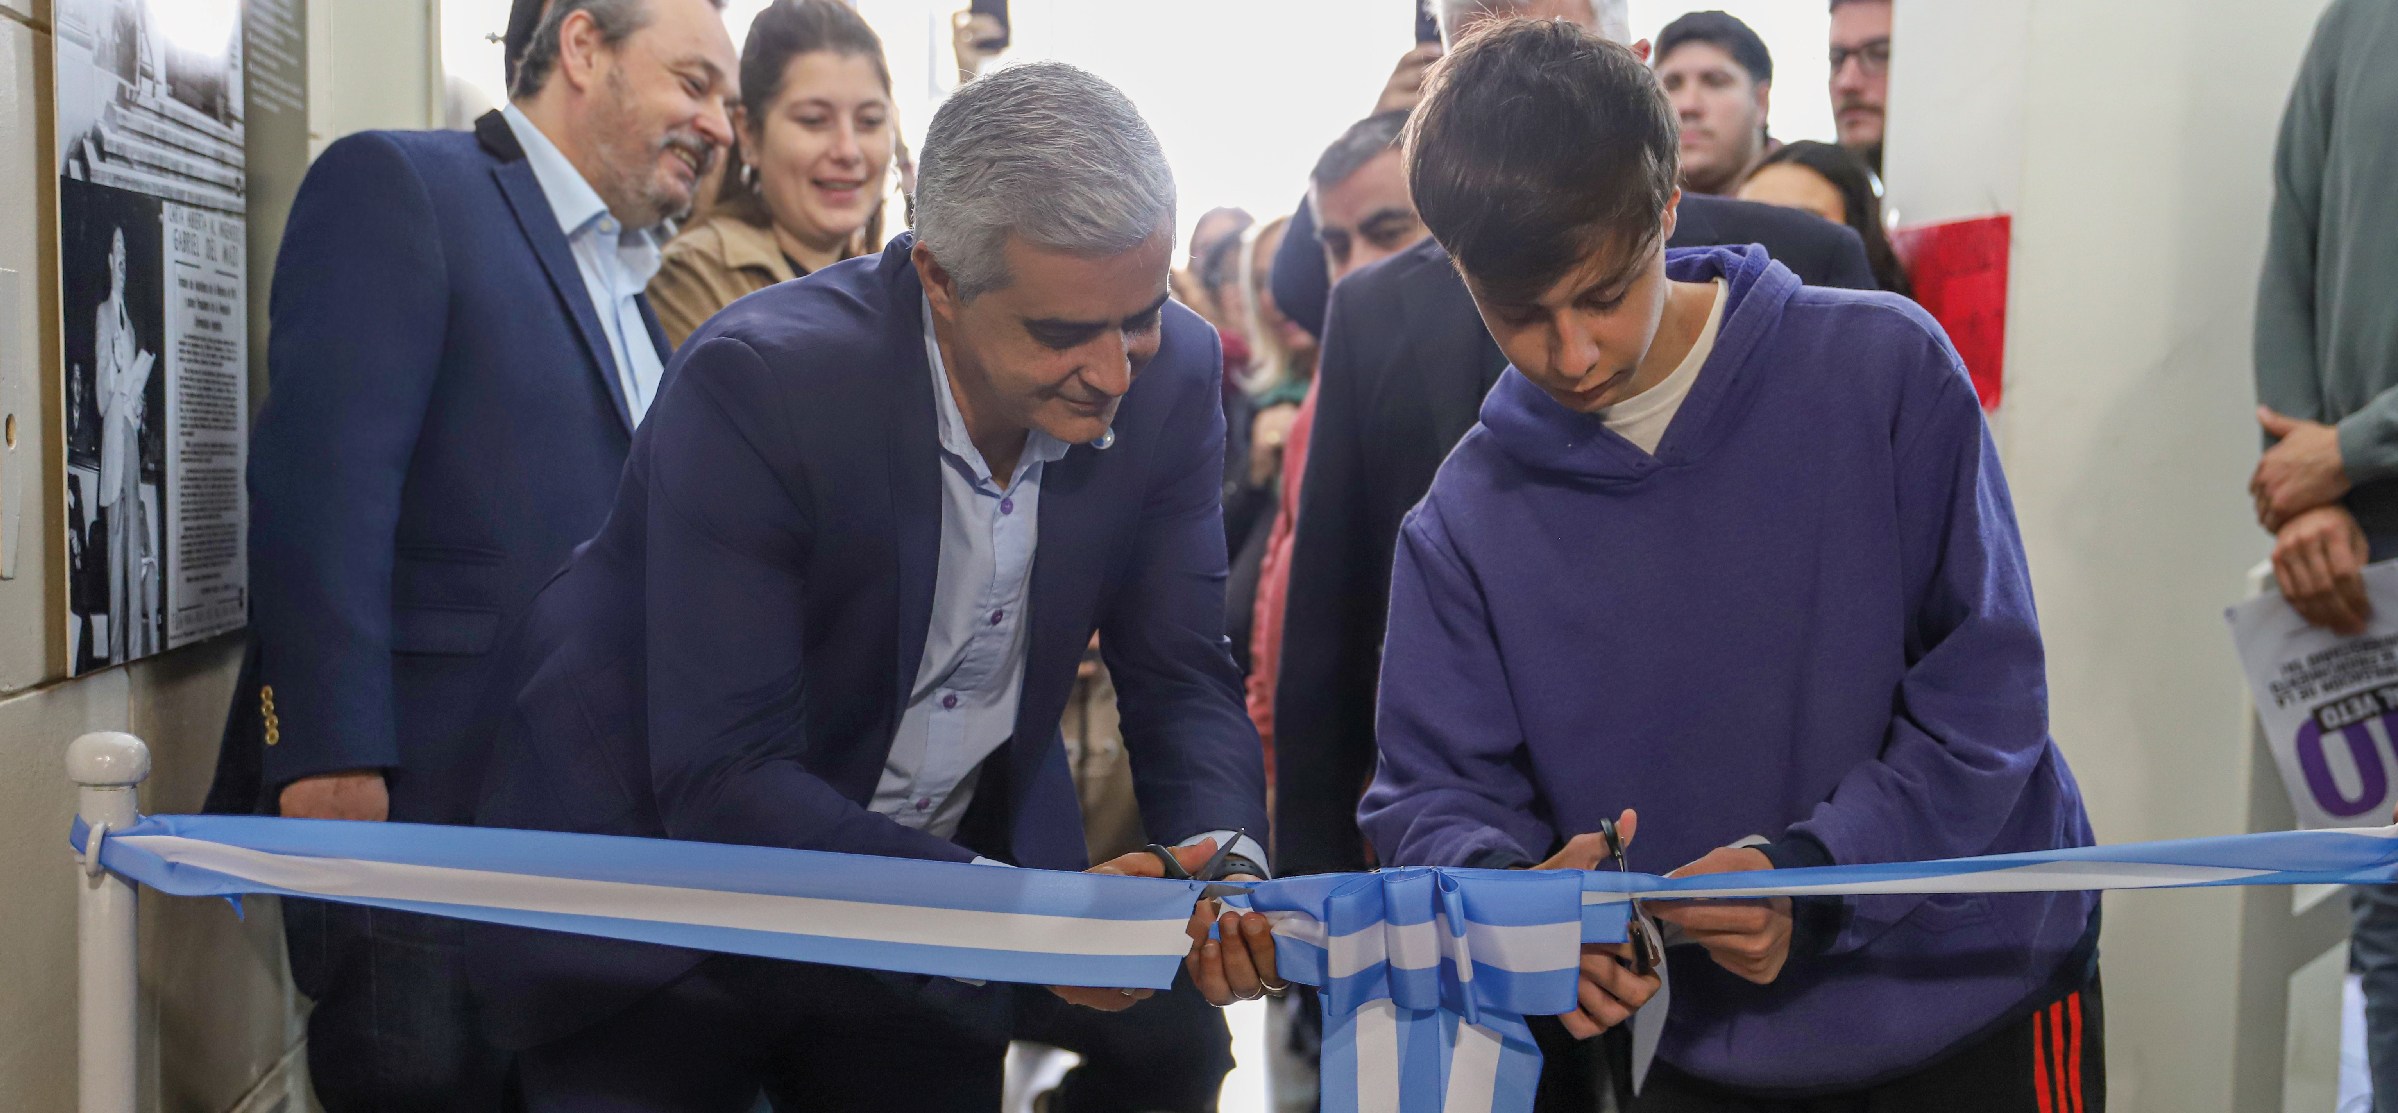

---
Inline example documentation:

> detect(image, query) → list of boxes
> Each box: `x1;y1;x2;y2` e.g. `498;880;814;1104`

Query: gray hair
914;61;1176;303
511;0;725;102
1312;110;1409;191
1435;0;1628;45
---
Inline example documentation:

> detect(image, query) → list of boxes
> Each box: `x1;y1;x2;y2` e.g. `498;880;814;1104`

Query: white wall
1887;1;2332;1110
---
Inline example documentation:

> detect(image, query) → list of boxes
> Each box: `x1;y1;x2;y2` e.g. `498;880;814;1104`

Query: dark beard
591;67;711;227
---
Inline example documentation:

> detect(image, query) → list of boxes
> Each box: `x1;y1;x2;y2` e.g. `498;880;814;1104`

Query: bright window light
153;0;243;55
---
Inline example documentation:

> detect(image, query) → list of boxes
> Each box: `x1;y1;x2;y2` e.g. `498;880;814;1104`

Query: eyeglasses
1829;39;1892;78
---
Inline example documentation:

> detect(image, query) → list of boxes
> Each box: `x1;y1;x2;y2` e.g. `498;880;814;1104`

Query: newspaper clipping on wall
52;0;249;674
2228;561;2398;829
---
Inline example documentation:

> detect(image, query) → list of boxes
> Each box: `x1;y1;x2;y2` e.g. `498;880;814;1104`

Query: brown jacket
646;212;800;348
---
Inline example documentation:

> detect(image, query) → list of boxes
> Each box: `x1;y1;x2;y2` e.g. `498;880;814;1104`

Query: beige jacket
1060;664;1145;863
647;212;800;348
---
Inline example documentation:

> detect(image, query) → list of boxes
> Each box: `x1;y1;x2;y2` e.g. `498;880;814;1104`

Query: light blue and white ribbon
73;814;1202;990
1242;869;1581;1113
69;816;2398;1113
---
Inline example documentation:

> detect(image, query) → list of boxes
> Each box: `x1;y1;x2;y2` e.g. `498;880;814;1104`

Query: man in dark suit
208;0;738;1106
470;62;1281;1112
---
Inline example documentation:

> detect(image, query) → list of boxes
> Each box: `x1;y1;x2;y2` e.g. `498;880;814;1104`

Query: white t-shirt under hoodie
1599;278;1727;455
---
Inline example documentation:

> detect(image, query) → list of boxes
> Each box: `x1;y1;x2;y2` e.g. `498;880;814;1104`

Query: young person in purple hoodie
1356;20;2104;1111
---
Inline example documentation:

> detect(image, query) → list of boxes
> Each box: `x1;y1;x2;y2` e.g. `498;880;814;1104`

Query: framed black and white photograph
52;0;249;673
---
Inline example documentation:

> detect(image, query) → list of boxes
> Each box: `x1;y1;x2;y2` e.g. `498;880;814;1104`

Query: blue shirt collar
501;103;665;273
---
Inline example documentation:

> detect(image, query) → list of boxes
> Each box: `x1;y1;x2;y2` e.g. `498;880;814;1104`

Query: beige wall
308;0;437;156
1886;1;2334;1110
0;0;437;1108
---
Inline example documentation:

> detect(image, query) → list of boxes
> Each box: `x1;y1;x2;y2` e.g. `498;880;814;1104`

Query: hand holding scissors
1530;809;1662;1039
1143;834;1285;1007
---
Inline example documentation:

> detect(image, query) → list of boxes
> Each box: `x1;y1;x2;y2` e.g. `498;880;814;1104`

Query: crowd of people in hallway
204;0;2239;1109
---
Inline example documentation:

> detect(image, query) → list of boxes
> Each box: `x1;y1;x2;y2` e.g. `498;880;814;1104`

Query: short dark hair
1656;10;1772;85
1311;110;1410;193
736;0;889;124
1753;140;1911;296
511;0;727;101
503;0;548;89
1406;18;1678;304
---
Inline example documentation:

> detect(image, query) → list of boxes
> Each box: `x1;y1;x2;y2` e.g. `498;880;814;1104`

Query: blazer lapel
888;274;942;711
1014;442;1101;867
479;112;637;433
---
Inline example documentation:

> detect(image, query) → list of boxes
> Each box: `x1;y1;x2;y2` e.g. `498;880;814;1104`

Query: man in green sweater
2251;2;2398;1107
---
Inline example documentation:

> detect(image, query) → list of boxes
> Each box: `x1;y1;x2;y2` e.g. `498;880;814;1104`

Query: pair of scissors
1143;829;1255;900
1595;815;1660;977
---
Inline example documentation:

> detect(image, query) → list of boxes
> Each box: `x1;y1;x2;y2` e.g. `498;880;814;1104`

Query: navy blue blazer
210;111;666;824
1272;210;1876;877
469;236;1268;1049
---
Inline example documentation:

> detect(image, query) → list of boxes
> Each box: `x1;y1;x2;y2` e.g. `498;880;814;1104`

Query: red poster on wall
1891;214;2011;411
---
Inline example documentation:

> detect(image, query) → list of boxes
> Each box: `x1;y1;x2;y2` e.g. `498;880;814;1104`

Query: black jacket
1271;198;1877;876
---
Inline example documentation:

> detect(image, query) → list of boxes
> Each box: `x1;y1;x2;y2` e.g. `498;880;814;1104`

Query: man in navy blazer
471;62;1281;1111
206;0;739;1107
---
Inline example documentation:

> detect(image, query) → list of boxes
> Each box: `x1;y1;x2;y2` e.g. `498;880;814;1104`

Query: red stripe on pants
2049;1002;2069;1113
2066;993;2085;1113
2032;1009;2054;1113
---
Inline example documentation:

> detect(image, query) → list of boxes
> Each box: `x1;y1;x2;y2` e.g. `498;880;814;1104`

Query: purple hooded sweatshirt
1358;245;2097;1092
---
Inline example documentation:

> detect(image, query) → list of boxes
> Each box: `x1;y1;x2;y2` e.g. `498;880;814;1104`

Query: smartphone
971;0;1011;52
1415;0;1442;44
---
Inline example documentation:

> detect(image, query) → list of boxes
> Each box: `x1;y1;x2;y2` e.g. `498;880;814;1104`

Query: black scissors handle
1147;835;1258;904
1143;829;1245;883
1594;816;1659;978
1596;815;1628;866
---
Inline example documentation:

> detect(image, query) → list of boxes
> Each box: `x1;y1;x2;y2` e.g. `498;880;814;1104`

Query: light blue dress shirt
881;299;1267;873
872;299;1071;837
502;105;668;424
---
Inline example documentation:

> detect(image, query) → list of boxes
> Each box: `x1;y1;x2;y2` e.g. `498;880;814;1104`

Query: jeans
283;900;512;1113
2353;885;2398;1112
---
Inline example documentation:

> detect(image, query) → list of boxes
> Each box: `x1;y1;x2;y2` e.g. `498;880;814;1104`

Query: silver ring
1231;987;1265;1002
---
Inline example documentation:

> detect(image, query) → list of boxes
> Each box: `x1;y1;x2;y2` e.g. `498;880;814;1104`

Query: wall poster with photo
52;0;249;674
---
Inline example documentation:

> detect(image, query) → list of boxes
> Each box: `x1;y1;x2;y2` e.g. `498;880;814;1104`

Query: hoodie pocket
1903;891;1993;935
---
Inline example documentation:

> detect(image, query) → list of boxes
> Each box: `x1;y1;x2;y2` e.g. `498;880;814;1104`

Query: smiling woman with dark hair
647;0;895;345
1739;138;1913;297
